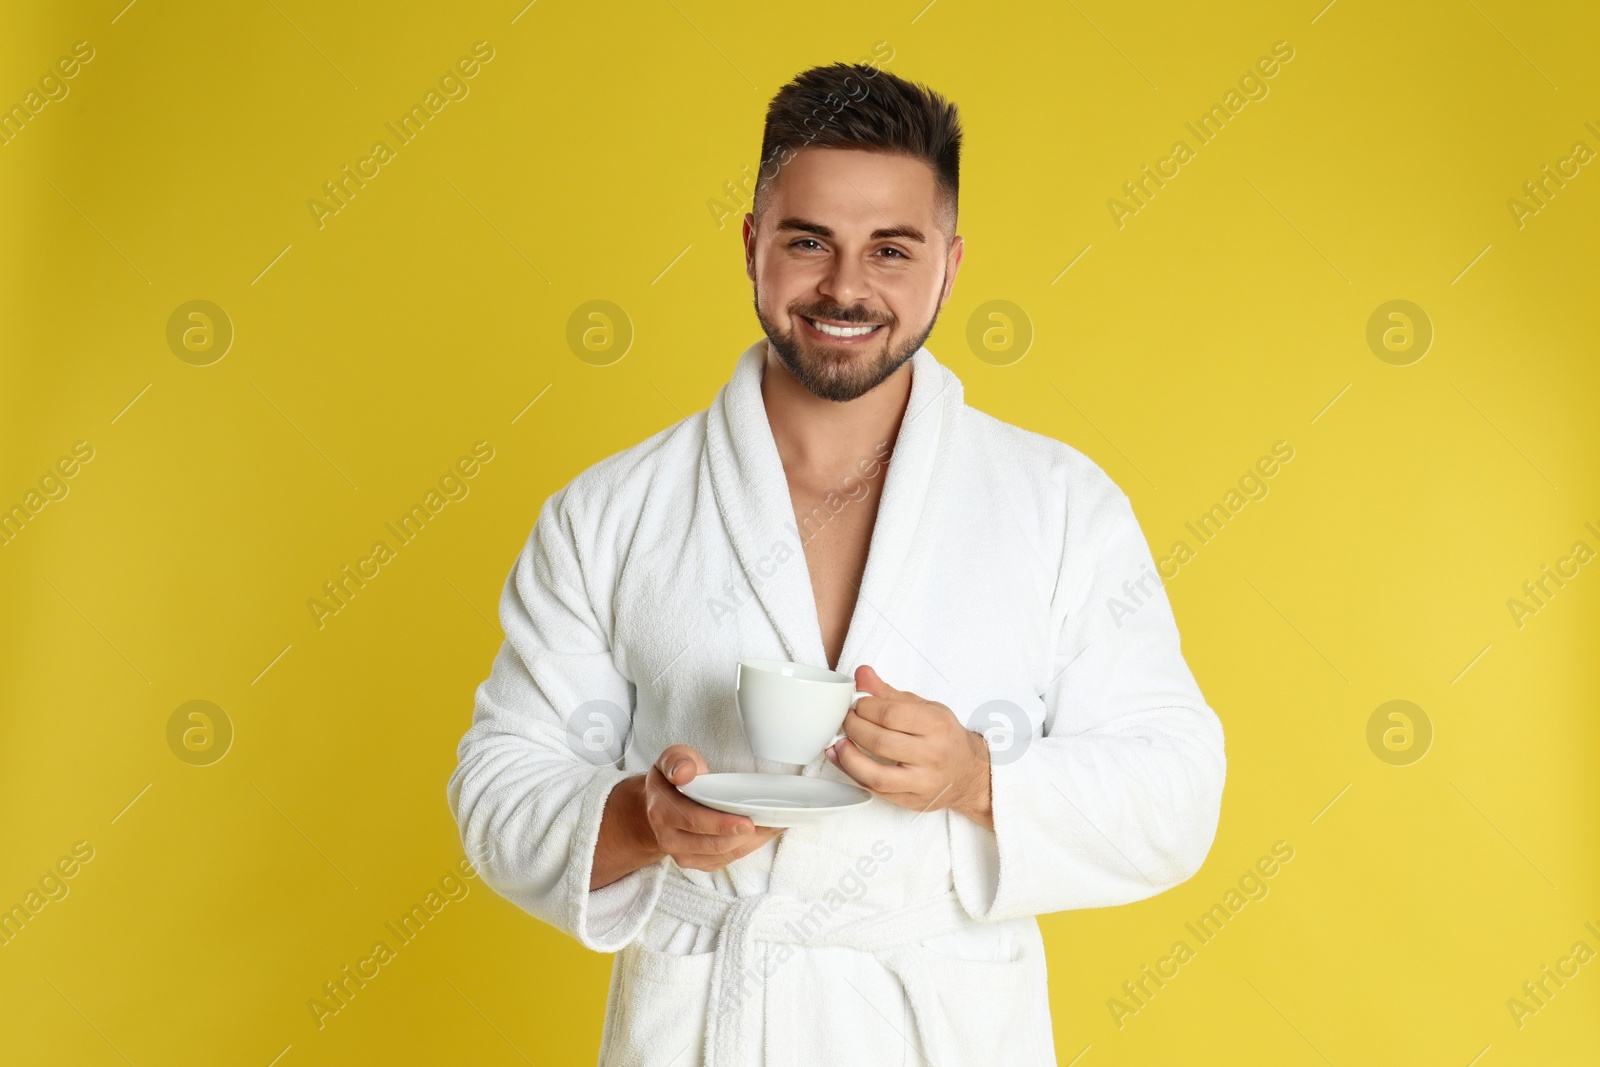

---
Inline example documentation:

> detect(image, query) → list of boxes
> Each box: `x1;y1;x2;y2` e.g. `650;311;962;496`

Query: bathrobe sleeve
447;488;664;952
949;465;1226;921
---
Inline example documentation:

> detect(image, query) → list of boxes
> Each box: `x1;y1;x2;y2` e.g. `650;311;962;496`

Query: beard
753;273;945;403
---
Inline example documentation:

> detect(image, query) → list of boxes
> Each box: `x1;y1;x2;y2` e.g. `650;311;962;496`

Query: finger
673;801;758;837
849;696;928;736
661;824;780;862
725;827;785;858
657;744;710;785
833;737;913;794
854;663;903;699
650;773;756;836
676;833;778;872
673;848;744;872
842;709;920;762
690;826;784;858
658;827;745;858
656;744;710;786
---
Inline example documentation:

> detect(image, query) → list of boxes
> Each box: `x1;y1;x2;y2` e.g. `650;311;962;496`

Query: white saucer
676;773;871;828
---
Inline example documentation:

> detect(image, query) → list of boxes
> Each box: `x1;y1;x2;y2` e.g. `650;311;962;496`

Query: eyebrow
775;217;927;244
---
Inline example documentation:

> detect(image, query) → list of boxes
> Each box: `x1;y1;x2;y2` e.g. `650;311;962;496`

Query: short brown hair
753;62;962;239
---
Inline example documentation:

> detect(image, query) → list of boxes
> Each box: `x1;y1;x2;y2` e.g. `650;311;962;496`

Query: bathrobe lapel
703;339;829;670
703;337;964;692
700;339;974;1063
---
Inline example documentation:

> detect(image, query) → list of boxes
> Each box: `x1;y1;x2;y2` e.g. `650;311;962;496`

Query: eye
790;238;824;251
877;247;908;259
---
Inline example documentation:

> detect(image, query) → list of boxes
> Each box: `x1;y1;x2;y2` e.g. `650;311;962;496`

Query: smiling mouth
801;316;884;340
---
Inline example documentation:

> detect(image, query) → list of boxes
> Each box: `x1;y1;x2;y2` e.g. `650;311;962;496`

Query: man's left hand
826;665;993;829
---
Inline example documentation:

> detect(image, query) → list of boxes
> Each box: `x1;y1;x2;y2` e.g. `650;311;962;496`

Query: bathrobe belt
656;874;978;1067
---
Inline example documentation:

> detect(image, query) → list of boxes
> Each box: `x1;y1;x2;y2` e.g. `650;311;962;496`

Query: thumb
658;744;708;784
854;664;897;698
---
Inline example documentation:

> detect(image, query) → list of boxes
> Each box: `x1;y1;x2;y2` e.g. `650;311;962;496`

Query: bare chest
787;477;884;672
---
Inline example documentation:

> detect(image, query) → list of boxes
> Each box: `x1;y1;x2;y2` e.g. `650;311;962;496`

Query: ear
939;235;964;305
742;213;758;281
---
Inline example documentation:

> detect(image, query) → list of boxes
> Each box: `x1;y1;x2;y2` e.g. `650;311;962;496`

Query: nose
817;252;872;311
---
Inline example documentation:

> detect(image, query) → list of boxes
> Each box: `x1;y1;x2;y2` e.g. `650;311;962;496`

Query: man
448;61;1225;1066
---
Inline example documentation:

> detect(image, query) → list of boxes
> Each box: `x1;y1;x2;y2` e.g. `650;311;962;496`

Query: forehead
764;147;941;230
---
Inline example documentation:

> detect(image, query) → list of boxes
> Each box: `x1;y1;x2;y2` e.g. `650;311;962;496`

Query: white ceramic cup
735;658;870;765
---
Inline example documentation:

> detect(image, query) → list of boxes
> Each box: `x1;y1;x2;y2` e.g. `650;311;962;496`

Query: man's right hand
643;744;783;871
590;744;783;890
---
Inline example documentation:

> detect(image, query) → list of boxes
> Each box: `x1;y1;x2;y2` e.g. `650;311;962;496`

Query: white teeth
807;318;879;338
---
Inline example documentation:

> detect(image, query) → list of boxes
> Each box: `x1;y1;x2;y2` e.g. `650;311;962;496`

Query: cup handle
828;690;873;749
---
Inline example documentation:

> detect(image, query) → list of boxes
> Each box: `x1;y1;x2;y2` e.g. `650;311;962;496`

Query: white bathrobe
447;338;1226;1066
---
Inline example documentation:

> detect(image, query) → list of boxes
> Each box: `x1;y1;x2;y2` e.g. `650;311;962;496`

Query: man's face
743;147;964;403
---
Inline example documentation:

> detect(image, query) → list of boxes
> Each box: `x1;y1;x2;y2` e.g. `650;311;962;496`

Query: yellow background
2;0;1596;1063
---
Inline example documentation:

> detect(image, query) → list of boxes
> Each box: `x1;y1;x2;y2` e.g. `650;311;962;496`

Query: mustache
793;304;890;326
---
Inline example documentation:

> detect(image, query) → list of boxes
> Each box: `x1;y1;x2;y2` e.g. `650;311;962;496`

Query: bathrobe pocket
914;932;1045;1065
603;941;716;1067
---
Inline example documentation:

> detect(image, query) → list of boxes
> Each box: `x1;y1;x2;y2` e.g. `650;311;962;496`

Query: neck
759;341;913;482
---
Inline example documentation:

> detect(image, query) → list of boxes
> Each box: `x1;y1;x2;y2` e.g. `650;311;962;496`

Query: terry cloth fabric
447;338;1227;1066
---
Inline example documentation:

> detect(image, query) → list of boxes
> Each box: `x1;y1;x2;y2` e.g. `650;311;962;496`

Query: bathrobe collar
704;337;965;677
